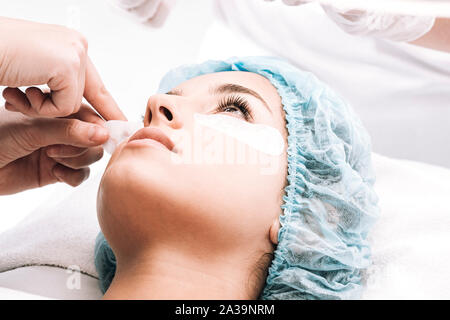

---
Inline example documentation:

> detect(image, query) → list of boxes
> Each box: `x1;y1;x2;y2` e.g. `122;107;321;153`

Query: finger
3;87;28;106
3;87;31;112
24;87;51;116
21;70;81;117
30;117;109;148
52;146;103;169
83;57;127;121
52;164;90;187
76;54;87;119
45;145;89;158
25;85;80;118
47;53;86;117
4;102;19;112
6;86;66;118
66;103;105;126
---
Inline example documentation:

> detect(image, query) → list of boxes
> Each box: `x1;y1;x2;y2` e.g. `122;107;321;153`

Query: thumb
27;117;109;149
83;57;127;121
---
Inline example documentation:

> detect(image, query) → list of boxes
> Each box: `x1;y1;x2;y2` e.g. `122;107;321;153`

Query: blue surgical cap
95;56;379;299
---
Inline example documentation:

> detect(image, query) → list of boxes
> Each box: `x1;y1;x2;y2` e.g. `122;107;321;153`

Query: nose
144;94;183;129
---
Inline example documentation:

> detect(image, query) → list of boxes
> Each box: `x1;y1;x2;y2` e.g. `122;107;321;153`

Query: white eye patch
103;120;144;154
193;113;285;156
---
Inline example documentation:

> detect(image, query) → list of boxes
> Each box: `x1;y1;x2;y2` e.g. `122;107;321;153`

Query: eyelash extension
215;95;253;121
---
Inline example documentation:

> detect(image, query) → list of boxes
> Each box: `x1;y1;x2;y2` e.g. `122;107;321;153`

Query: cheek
169;152;287;243
223;159;286;234
172;125;287;221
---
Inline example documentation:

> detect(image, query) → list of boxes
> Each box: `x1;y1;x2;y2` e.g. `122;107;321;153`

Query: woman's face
97;71;287;263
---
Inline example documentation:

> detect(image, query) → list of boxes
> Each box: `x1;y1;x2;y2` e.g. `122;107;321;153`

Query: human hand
0;16;126;120
0;104;108;195
276;0;435;42
320;4;435;42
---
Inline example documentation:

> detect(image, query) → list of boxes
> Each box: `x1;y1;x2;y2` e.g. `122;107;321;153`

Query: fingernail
88;125;109;142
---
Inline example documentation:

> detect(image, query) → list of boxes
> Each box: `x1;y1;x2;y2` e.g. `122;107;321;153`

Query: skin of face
96;71;288;299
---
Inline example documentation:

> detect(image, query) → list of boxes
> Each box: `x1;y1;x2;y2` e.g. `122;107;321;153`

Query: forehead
174;71;282;111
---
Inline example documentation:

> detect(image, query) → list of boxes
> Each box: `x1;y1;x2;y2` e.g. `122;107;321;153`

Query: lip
127;127;175;152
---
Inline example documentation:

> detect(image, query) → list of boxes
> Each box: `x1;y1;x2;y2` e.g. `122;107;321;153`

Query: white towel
362;154;450;299
0;172;102;277
0;153;450;298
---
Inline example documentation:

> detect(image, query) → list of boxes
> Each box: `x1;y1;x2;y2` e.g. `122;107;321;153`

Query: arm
410;18;450;53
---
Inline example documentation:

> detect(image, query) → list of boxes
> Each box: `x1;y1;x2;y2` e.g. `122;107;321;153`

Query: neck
102;246;253;300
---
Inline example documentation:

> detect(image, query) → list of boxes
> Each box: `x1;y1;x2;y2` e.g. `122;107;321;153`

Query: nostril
159;106;173;121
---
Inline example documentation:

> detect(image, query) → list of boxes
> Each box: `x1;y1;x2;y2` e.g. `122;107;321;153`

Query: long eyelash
216;95;253;121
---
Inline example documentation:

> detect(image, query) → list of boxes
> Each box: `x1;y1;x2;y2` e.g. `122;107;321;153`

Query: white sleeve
320;4;436;42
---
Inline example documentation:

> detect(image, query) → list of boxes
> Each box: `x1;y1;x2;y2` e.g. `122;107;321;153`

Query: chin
97;149;180;218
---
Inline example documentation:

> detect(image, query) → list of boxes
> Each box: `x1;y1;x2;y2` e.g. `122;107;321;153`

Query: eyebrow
166;88;183;96
166;83;272;114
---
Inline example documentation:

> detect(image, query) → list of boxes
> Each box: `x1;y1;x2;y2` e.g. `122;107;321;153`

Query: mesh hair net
94;56;379;299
